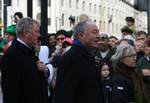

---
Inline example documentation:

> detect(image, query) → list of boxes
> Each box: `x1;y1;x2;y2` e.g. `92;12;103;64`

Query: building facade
1;0;148;37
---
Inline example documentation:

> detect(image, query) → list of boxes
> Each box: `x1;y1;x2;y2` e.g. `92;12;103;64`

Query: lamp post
27;0;32;18
3;0;7;34
40;0;48;45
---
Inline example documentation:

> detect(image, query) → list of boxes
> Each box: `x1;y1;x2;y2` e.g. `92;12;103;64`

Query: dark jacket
110;74;134;103
111;62;150;103
52;41;104;103
101;76;112;103
1;39;48;103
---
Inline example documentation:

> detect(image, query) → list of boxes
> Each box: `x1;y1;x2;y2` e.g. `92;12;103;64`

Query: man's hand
37;61;48;73
142;69;150;76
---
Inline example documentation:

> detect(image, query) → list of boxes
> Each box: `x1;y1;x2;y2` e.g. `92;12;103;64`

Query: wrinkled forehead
85;23;98;31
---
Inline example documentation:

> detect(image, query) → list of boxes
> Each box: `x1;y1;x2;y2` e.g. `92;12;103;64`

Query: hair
136;31;147;36
109;35;118;40
14;12;23;19
56;29;67;37
111;44;135;63
120;39;135;46
48;33;56;38
121;26;133;34
125;17;135;23
73;20;93;38
16;17;38;37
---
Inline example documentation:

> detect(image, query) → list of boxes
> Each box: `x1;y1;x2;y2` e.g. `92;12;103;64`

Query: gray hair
16;17;38;37
111;44;135;63
73;20;92;38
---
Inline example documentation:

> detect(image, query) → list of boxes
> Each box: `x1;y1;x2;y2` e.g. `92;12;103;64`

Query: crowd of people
0;12;150;103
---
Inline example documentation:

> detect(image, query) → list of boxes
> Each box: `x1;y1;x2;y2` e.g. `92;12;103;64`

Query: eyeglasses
122;54;137;59
56;37;65;41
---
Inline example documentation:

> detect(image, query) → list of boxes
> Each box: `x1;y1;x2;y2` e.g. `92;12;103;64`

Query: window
108;7;110;18
89;3;92;13
69;0;71;8
76;0;79;9
48;0;51;6
38;0;41;6
99;5;101;15
61;0;64;6
82;1;85;11
48;18;51;25
94;4;96;13
62;13;64;26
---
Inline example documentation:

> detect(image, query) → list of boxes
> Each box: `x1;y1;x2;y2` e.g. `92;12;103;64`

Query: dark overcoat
52;44;104;103
1;39;48;103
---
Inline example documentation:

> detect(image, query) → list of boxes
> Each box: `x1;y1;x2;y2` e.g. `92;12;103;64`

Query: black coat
110;74;134;103
52;44;104;103
1;39;48;103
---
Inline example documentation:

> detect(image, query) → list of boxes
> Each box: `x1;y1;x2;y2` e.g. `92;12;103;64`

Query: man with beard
94;33;115;65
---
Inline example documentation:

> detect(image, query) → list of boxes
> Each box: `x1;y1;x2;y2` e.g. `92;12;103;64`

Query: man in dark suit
1;18;49;103
52;20;104;103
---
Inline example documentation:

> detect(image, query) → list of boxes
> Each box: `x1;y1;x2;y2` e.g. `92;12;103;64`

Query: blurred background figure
3;25;16;52
79;14;89;22
125;17;136;34
13;12;23;24
108;36;118;49
121;26;135;42
94;33;115;64
48;33;56;58
111;43;150;103
136;31;148;43
137;40;150;95
135;40;145;60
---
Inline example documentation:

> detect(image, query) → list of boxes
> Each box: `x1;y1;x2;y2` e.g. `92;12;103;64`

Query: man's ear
78;32;84;38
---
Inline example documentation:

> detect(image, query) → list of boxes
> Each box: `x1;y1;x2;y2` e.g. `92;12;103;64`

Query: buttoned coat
52;44;104;103
1;39;48;103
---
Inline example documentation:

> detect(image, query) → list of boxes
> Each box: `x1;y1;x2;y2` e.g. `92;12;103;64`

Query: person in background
52;20;104;103
48;33;56;58
13;12;23;24
38;43;54;103
3;12;23;52
137;40;150;95
0;34;6;56
125;17;136;35
1;18;49;103
136;31;148;43
94;33;115;64
135;40;145;60
111;43;150;103
79;14;89;22
50;30;67;67
119;39;135;47
3;25;16;52
147;35;150;40
100;62;112;103
62;37;73;54
121;26;135;42
108;36;118;49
